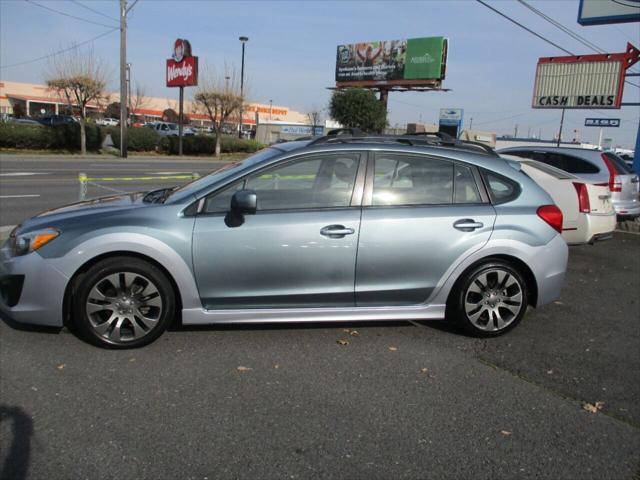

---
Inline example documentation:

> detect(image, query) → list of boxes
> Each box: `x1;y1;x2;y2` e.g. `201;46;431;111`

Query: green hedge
161;135;265;155
108;126;160;151
0;122;103;151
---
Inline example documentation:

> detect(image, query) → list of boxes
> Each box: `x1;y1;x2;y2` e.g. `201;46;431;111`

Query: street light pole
238;36;248;138
119;0;128;158
269;99;272;121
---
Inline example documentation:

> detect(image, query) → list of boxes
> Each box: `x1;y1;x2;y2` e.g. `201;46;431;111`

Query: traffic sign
584;118;620;127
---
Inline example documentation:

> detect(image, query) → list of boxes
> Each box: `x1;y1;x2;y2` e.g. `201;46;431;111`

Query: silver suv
499;147;640;218
1;132;568;348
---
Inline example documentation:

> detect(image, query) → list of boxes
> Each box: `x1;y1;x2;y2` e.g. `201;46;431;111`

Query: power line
0;28;118;69
69;0;118;23
516;0;639;88
475;0;573;55
24;0;118;29
516;0;605;53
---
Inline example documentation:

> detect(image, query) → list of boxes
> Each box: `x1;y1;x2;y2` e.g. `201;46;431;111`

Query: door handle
320;225;355;238
453;219;484;232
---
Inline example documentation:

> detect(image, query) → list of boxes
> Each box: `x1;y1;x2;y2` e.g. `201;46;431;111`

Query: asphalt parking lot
1;219;639;478
1;155;639;479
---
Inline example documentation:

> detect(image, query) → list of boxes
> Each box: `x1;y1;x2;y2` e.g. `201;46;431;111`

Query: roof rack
307;129;499;157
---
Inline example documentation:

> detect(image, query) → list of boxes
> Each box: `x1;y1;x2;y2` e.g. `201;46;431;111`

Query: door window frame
361;151;490;208
193;151;367;216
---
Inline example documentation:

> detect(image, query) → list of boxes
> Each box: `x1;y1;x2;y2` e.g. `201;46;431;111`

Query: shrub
0;122;103;151
108;126;160;151
161;135;265;155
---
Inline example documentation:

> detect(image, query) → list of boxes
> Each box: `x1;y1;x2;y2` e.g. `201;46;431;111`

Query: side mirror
226;189;257;227
231;189;257;215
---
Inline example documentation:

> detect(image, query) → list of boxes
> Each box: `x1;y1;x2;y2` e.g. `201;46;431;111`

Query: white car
502;155;616;245
96;117;119;127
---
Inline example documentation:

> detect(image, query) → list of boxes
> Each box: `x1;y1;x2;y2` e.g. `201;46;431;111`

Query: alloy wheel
464;268;524;332
85;272;163;343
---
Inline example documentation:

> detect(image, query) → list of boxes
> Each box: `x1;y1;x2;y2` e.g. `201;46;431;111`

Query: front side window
372;154;454;206
202;153;360;213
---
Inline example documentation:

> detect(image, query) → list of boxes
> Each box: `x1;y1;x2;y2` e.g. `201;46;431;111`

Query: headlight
11;228;60;256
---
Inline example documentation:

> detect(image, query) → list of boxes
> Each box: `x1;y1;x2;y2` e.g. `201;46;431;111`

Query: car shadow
0;312;63;335
0;405;33;480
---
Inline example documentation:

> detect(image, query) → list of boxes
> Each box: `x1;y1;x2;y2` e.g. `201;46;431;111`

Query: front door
356;152;496;306
193;151;364;309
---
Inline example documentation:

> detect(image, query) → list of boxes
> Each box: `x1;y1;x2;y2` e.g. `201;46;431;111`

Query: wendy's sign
166;39;198;87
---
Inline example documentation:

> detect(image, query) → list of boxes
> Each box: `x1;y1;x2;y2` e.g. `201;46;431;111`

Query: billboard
335;37;447;85
578;0;640;25
532;44;639;109
439;108;463;126
166;39;198;88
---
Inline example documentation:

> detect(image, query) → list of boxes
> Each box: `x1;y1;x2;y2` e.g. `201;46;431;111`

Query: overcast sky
1;0;639;147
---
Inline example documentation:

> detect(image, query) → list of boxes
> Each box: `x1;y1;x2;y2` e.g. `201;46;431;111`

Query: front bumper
0;246;69;327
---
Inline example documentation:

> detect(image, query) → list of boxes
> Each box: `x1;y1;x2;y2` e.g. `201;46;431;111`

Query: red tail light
572;182;591;214
601;153;622;192
537;205;563;233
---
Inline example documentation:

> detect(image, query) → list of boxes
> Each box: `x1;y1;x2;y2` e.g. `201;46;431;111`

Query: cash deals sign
166;39;198;87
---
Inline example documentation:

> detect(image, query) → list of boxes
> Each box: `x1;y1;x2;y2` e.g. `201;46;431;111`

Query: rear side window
372;154;454;206
603;152;633;174
481;170;520;204
454;164;482;203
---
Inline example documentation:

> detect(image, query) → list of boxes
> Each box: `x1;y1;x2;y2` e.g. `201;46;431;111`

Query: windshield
167;147;284;200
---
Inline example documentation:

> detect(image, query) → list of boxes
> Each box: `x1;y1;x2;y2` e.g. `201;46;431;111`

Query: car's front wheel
72;256;176;348
447;260;529;336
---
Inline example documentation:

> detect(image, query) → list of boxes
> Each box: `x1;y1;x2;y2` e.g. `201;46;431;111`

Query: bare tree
45;47;109;154
307;108;323;135
131;82;149;113
193;65;244;157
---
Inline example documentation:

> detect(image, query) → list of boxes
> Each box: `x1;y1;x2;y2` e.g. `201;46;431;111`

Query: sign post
166;39;198;156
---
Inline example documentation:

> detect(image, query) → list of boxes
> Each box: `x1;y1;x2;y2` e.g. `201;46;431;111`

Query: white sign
532;60;623;109
439;108;463;126
578;0;640;26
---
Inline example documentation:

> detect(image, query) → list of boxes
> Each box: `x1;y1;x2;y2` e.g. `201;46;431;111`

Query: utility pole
514;124;518;138
119;0;127;158
238;36;248;138
126;63;132;125
556;108;565;147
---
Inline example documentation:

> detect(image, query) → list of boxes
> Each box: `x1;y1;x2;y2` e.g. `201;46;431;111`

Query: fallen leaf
337;339;350;346
582;401;604;413
349;330;360;337
129;358;136;362
500;430;512;436
56;364;65;370
342;329;351;333
236;366;252;372
420;368;429;373
546;369;553;375
554;301;564;305
388;347;398;351
273;364;280;369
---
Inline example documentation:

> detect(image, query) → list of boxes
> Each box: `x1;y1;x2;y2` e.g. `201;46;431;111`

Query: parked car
1;132;568;348
502;155;616;245
96;117;119;127
37;115;76;126
498;147;640;218
7;117;42;126
152;122;195;136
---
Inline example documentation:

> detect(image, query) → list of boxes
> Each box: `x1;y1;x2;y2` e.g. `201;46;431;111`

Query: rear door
355;152;496;306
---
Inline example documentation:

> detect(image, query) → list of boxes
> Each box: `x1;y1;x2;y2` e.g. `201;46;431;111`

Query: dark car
37;115;77;126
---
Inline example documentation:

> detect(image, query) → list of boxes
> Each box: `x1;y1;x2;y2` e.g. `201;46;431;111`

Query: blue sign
578;0;640;26
584;118;621;127
281;125;324;136
439;108;463;127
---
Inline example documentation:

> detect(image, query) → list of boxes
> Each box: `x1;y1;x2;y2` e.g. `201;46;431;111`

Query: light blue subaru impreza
0;133;568;348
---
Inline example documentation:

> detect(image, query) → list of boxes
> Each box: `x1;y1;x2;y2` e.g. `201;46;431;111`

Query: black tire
72;256;176;349
446;259;529;337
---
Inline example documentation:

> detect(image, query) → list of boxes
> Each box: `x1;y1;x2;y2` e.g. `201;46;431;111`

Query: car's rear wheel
72;256;176;348
447;260;529;337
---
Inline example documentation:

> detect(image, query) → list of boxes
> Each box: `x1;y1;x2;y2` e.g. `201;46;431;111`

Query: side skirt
181;304;447;325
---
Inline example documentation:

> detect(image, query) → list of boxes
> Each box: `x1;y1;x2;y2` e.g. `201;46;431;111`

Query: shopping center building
0;80;309;129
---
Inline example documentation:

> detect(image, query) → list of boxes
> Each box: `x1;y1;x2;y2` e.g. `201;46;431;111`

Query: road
1;155;639;479
0;154;228;227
